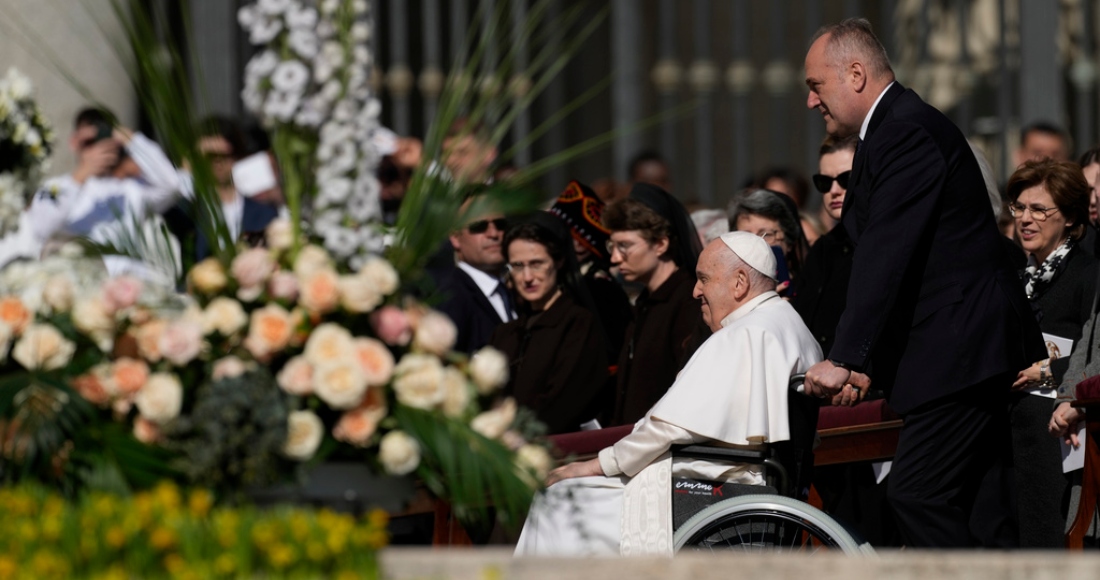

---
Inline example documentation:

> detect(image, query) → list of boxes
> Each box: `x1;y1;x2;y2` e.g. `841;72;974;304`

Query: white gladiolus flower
352;0;369;14
318;177;352;203
295;106;325;128
285;4;318;29
322;227;359;257
332;100;357;123
258;0;293;15
347;191;378;222
237;4;259;27
249;17;283;44
320;0;339;15
288;29;319;59
351;22;370;42
264;91;301;122
320;79;343;102
246;50;280;77
271;60;310;93
4;70;31;100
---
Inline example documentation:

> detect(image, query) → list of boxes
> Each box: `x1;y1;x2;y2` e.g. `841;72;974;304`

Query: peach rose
412;310;457;356
72;296;115;352
133;417;161;444
0;296;30;335
379;430;420;475
332;395;387;447
101;276;143;314
358;256;400;296
111;357;149;396
276;355;314;395
157;320;204;367
243;304;293;359
268;271;299;302
212;356;253;381
338;275;383;314
231;248;276;302
201;297;248;337
440;366;470;418
353;337;395;387
313;360;368;409
391;353;445;410
470;398;517;440
293;245;333;278
469;346;509;395
516;444;553;484
72;370;111;407
188;258;228;294
303;323;355;366
134;372;183;424
370;306;412;346
265;219;294;252
42;275;74;313
299;268;341;314
134;319;168;362
283;410;324;461
11;323;76;371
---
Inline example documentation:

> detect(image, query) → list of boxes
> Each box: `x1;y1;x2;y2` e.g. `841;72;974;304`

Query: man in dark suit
432;212;513;354
801;19;1044;548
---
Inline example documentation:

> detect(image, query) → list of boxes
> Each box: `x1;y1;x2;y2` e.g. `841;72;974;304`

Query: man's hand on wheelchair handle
804;360;871;406
546;458;604;487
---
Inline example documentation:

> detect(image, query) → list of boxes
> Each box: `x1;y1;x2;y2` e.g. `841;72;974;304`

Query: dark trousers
887;373;1018;548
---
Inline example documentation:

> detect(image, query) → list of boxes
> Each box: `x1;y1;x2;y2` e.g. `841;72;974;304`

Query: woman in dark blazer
488;214;609;435
1007;159;1099;548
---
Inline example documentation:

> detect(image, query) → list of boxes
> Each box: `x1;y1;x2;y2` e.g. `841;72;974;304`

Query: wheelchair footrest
672;478;777;531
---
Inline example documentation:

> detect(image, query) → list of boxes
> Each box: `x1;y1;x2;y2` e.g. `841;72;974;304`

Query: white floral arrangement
0;68;53;237
238;0;384;270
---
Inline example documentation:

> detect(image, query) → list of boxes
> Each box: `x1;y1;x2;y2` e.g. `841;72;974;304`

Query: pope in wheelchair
515;231;868;556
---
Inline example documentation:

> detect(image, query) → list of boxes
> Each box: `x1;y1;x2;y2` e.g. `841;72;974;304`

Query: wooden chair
1067;377;1100;549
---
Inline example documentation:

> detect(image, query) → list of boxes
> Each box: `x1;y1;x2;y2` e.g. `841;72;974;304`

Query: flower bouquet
0;67;53;237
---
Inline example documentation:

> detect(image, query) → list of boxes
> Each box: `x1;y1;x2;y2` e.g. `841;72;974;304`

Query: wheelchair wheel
673;494;872;555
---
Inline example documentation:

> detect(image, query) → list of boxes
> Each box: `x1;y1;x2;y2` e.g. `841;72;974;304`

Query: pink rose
370;306;412;346
157;320;204;366
101;276;143;314
133;417;161;444
212;356;253;381
268;271;299;302
276;355;314;395
231;248;276;302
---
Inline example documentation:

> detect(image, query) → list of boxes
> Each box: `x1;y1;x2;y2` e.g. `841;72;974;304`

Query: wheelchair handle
790;373;806;394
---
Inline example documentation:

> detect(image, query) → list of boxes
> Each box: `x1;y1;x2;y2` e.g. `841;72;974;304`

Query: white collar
456;261;502;297
859;81;895;141
719;291;780;328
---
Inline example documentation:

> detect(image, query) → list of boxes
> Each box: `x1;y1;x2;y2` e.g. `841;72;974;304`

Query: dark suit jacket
791;224;854;359
488;294;609;434
165;197;279;263
433;265;507;355
833;82;1045;414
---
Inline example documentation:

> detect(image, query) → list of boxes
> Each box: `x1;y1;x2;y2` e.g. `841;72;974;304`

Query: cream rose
41;275;74;313
299;268;341;314
11;323;76;371
469;346;509;395
212;356;253;381
101;276;143;314
303;323;356;366
276;355;314;395
231;248;277;301
201;297;248;337
71;296;114;351
516;444;553;483
337;274;383;313
134;319;168;362
157;319;204;366
379;430;421;475
392;353;446;410
188;258;228;294
332;396;387;447
471;398;517;440
0;296;30;335
283;410;324;461
412;310;457;356
440;366;470;418
265;219;294;252
243;304;294;359
353;337;395;387
313;360;368;409
134;372;183;424
267;271;299;302
293;244;333;278
358;256;400;296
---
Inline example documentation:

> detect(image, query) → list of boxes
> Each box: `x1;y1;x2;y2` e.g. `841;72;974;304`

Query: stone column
611;0;643;180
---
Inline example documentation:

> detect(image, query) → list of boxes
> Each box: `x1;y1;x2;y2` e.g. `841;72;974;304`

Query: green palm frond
0;374;93;490
84;213;182;288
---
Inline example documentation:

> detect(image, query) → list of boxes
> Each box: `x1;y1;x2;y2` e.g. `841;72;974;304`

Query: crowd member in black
1078;147;1100;257
549;180;632;362
602;183;707;426
1006;159;1098;547
488;214;610;434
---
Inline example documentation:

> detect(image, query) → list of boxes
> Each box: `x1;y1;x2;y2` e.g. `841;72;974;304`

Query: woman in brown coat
489;214;610;434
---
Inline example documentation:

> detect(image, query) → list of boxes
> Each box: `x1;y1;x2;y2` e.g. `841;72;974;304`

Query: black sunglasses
812;171;851;193
467;218;508;234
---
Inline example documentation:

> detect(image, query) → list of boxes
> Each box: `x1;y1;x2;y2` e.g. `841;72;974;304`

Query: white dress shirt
859;81;896;140
456;260;512;322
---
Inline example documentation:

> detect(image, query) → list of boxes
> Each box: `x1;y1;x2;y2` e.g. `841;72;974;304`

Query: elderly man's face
692;242;741;332
805;34;860;138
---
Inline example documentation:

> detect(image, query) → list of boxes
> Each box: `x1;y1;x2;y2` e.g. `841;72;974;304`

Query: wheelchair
668;375;874;555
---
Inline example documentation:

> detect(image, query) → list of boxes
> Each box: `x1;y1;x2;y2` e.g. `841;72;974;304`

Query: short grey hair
728;253;778;294
727;189;801;250
814;18;894;80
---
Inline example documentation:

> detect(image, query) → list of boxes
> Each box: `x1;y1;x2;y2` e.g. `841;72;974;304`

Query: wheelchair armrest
671;444;768;463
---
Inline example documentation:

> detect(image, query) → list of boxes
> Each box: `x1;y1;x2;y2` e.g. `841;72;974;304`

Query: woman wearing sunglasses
791;134;857;361
1004;159;1098;547
488;213;610;435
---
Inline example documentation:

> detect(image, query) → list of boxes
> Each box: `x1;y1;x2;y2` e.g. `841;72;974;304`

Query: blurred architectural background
3;0;1098;211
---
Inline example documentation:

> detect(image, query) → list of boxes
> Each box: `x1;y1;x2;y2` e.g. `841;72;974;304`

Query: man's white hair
723;250;777;294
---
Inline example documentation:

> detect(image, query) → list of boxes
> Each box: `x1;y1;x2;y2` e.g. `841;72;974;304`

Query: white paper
579;419;602;431
1028;333;1076;399
232;152;277;198
872;461;892;484
1061;423;1087;473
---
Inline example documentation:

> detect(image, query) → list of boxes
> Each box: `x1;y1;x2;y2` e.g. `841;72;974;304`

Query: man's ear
850;61;867;93
449;234;462;252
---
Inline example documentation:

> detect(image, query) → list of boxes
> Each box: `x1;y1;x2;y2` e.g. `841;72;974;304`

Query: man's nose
807;91;820;110
692;281;703;299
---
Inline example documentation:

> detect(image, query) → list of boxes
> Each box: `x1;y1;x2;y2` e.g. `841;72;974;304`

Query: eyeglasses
507;259;553;276
466;218;508;234
605;240;638;257
1008;202;1061;222
812;171;851;193
756;230;785;244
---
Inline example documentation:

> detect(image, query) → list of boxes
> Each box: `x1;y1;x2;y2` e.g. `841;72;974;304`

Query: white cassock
515;291;823;556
